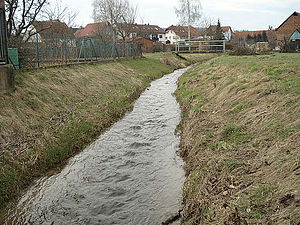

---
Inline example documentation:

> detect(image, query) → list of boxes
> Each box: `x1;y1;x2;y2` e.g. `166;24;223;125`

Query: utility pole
0;0;8;64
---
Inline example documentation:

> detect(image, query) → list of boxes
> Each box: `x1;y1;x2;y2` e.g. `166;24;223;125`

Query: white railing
175;40;226;53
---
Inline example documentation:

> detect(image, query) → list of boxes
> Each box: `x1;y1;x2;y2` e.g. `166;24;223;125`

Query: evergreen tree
246;34;254;44
257;33;263;42
253;34;257;42
262;31;268;42
214;19;224;40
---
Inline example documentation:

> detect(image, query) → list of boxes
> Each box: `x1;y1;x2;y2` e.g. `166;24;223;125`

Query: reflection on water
3;67;190;225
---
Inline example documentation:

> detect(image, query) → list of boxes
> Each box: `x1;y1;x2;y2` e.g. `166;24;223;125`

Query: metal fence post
223;40;226;53
64;35;67;64
36;35;40;67
0;0;8;64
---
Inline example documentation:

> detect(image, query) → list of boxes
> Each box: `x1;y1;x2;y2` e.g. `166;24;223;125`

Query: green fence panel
8;48;20;70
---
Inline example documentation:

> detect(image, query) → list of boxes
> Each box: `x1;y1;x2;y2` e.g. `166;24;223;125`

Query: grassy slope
0;53;199;210
176;54;300;225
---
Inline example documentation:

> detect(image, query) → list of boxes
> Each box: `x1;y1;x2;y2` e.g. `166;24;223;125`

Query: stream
3;67;190;225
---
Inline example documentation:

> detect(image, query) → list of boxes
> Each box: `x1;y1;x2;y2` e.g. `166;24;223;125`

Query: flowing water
3;67;190;225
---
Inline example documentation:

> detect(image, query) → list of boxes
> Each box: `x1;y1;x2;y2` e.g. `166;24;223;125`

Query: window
159;35;163;38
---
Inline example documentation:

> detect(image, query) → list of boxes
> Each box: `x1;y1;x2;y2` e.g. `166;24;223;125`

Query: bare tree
199;16;214;29
175;0;202;40
5;0;48;39
92;0;137;40
40;0;79;27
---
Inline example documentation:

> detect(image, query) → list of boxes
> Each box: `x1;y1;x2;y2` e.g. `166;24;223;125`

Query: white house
158;33;167;43
165;25;204;44
124;24;166;42
207;25;233;41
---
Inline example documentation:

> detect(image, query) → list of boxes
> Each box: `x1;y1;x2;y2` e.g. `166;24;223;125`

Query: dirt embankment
176;54;300;225
0;53;213;210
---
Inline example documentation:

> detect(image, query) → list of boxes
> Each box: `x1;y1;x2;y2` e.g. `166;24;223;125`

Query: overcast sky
53;0;299;31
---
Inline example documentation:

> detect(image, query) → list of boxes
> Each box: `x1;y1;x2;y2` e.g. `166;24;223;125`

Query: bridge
175;40;227;53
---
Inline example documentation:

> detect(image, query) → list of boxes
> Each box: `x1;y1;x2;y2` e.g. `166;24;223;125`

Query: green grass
229;101;250;115
221;124;252;146
176;53;300;225
0;53;215;213
120;57;175;78
0;53;203;211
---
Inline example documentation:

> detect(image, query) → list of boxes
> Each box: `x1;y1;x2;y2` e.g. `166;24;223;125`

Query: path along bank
175;53;300;225
0;53;213;211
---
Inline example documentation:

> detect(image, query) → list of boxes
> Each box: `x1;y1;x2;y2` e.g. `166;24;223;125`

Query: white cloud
53;0;299;30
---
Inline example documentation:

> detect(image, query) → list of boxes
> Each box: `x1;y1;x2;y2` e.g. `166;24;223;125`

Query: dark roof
74;22;109;38
32;20;74;39
209;25;233;32
166;25;203;38
276;11;300;31
128;24;165;34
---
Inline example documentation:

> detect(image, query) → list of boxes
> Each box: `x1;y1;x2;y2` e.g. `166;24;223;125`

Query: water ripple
2;67;190;225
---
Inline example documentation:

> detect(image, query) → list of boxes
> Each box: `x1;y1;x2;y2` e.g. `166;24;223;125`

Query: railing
175;40;226;53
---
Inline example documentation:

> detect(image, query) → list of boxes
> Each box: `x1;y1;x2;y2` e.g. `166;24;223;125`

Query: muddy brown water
3;67;191;225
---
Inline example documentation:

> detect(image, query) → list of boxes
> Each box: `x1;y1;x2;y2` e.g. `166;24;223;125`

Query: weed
225;159;242;171
265;69;282;79
224;77;238;87
229;101;249;115
251;185;278;206
285;98;297;106
221;124;252;146
24;98;39;110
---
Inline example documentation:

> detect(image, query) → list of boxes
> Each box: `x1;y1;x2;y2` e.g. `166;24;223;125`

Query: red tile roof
32;20;74;39
233;30;274;40
276;11;300;31
275;12;300;41
74;22;109;38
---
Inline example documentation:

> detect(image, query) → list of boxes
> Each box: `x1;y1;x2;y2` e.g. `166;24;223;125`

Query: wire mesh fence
10;36;142;69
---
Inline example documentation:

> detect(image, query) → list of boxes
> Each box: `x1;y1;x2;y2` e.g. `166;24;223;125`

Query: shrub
229;45;257;56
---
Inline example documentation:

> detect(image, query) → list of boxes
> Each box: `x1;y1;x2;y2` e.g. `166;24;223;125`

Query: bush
229;45;257;56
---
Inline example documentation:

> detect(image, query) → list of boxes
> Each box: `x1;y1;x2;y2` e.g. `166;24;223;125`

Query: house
290;29;300;41
74;22;111;39
289;29;300;51
208;25;233;40
233;30;274;43
231;30;276;51
24;20;75;45
126;24;166;42
165;25;203;44
275;11;300;46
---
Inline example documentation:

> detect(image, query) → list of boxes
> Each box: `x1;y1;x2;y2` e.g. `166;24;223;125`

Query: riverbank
0;53;212;210
176;53;300;225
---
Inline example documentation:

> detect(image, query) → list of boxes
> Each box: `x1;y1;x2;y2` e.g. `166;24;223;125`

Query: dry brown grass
176;53;300;225
1;53;207;212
